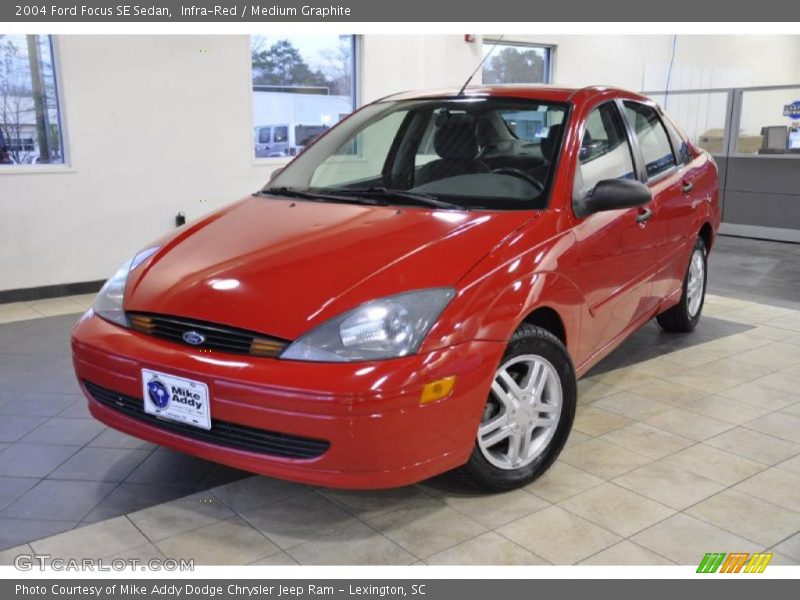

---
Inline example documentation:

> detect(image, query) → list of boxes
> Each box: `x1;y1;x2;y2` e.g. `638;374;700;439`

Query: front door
566;101;659;363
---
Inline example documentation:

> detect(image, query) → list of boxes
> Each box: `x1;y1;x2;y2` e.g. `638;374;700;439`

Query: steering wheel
491;167;544;192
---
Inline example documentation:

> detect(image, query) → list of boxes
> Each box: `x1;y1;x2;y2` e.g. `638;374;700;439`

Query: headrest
433;113;479;161
541;124;563;161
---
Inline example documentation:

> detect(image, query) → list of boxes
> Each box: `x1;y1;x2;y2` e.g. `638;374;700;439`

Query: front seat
416;113;490;185
529;123;563;184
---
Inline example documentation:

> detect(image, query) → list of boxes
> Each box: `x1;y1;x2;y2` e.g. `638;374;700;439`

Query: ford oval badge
182;330;206;346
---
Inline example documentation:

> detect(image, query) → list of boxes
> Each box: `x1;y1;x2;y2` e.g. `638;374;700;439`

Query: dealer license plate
142;368;211;430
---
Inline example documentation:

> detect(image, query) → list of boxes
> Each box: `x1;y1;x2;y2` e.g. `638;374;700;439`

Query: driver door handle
636;207;653;224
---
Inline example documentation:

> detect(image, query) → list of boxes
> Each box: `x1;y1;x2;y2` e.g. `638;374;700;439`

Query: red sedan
72;85;720;490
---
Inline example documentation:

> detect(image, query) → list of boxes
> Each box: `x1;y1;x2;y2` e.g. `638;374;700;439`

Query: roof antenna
458;35;505;96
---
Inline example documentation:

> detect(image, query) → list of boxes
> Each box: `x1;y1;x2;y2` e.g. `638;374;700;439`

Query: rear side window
623;102;677;178
257;128;271;144
662;115;692;165
574;102;635;199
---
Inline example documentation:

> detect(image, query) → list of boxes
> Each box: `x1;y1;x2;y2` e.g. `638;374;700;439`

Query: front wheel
458;324;577;491
656;236;707;333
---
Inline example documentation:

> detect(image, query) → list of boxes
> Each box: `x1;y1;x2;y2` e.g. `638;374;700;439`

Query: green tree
483;47;546;85
252;39;328;89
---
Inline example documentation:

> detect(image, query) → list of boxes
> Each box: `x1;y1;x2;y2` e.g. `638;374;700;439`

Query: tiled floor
0;237;799;566
0;293;96;324
0;302;248;550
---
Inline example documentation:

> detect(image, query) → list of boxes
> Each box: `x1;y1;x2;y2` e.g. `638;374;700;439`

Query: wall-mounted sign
784;100;800;119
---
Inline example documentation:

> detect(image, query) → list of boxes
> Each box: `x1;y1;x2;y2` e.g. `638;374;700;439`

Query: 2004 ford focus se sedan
72;85;720;491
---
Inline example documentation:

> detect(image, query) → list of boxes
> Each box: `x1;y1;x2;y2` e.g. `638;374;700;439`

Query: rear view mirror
574;178;652;219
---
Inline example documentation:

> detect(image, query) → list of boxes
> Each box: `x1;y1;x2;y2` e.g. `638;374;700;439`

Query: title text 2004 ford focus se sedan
72;85;720;491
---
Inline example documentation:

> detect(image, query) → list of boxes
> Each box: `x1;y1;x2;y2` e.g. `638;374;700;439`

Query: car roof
379;84;651;104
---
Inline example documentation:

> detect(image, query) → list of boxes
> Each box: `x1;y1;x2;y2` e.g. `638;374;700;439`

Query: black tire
458;323;577;492
656;236;707;333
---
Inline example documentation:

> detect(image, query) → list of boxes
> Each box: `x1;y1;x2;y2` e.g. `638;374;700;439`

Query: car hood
125;196;534;340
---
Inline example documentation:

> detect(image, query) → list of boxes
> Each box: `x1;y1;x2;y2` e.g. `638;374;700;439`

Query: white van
254;123;329;158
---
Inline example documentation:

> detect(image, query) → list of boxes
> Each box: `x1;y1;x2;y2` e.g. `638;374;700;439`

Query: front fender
472;270;585;356
421;226;586;360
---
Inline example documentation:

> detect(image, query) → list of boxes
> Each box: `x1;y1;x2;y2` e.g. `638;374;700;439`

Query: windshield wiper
258;186;388;206
325;187;465;211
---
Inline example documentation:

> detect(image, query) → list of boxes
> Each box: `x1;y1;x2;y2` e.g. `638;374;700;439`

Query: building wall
2;34;799;292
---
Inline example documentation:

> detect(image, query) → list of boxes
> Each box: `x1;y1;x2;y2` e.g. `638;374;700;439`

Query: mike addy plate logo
697;552;773;573
146;376;204;412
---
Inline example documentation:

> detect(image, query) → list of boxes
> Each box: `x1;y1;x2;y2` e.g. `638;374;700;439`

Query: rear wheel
656;236;707;333
459;324;577;492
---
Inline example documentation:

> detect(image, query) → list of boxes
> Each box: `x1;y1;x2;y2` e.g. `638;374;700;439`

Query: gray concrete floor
708;235;800;310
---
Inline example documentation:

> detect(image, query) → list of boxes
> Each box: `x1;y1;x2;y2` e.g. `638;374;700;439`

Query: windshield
266;97;569;210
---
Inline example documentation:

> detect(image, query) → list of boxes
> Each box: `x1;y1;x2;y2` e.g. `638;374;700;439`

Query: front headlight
93;247;159;327
281;288;455;362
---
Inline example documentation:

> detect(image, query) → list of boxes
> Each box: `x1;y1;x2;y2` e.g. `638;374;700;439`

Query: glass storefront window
736;86;800;155
647;91;730;155
0;34;65;166
251;35;357;160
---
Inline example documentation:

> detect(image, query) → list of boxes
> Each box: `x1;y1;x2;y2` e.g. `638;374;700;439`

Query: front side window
482;41;552;84
623;101;677;178
574;102;635;200
267;97;569;210
0;34;64;166
251;35;356;159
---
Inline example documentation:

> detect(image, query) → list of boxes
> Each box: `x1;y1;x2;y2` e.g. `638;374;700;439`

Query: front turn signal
420;376;457;404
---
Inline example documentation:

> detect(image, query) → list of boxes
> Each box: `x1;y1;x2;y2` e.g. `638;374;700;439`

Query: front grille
127;312;288;358
85;381;329;459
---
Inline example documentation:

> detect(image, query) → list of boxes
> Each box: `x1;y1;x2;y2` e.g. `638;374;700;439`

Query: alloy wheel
478;354;563;470
686;247;705;318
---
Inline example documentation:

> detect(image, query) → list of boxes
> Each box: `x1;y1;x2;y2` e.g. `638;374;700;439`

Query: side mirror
574;178;652;219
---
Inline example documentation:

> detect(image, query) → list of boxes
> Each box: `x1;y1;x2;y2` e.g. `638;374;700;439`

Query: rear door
621;101;688;300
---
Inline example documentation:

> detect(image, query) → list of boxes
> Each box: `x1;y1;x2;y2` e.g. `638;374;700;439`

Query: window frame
249;34;361;167
619;99;679;184
0;34;70;174
481;39;555;85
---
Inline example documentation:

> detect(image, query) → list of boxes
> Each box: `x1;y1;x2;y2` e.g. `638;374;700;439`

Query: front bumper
71;311;505;489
